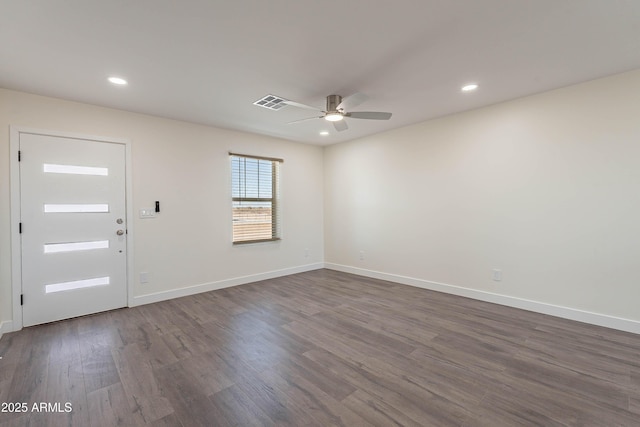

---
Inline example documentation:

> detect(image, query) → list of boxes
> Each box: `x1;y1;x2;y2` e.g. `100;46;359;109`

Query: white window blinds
230;153;282;244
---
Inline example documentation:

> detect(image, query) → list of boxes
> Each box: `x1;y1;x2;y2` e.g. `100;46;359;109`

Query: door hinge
21;294;24;306
19;222;22;234
18;150;21;162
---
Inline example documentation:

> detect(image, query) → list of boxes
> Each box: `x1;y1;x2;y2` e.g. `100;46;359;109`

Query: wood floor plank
632;367;640;391
0;380;9;408
516;333;634;388
328;303;440;347
285;317;417;374
86;383;144;427
240;300;312;327
272;352;357;401
342;389;424;427
109;307;158;346
44;320;81;367
0;329;30;383
424;328;521;372
215;310;272;338
44;358;90;427
409;339;506;375
258;366;371;427
475;373;640;427
232;368;321;426
335;296;445;338
258;323;317;356
2;269;640;426
198;289;248;317
630;396;640;416
171;294;223;325
368;350;493;410
310;310;418;355
153;361;218;427
147;413;183;427
79;339;120;394
198;323;293;374
0;414;30;427
172;351;236;396
529;326;640;375
75;311;124;349
128;331;179;370
111;344;174;424
5;341;49;404
502;351;632;412
160;324;214;360
137;300;199;336
303;348;471;426
208;385;275;427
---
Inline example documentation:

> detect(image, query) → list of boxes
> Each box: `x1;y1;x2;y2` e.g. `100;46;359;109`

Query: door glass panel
45;276;110;294
44;164;108;176
44;240;109;253
44;204;109;213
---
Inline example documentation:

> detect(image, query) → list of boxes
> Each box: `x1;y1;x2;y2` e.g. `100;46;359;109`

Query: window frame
229;152;282;245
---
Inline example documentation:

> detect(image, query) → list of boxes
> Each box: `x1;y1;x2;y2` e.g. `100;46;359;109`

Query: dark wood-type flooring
1;269;640;426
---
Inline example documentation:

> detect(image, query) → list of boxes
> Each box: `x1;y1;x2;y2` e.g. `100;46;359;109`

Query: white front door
19;132;128;327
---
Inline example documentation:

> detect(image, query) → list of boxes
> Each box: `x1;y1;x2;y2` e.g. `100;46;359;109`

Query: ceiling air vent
253;94;288;111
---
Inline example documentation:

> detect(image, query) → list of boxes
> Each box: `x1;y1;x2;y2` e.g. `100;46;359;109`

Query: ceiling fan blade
333;120;348;132
287;116;323;124
347;111;392;120
337;92;368;110
282;100;323;112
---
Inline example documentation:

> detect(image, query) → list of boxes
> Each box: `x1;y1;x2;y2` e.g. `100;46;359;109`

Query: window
230;153;282;244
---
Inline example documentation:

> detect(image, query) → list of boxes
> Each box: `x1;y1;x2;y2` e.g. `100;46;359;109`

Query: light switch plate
139;208;155;218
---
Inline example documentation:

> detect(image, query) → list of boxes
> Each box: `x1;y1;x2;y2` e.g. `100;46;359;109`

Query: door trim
10;126;134;331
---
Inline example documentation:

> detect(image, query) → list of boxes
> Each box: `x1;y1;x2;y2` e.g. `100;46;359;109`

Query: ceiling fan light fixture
325;112;343;122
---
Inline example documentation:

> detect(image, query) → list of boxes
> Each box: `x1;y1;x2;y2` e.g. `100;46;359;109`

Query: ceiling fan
284;93;392;132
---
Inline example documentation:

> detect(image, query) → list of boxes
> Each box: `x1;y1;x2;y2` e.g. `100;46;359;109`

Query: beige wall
324;69;640;323
0;88;324;327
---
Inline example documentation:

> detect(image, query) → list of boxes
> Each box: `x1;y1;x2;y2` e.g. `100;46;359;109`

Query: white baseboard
0;320;14;341
132;263;324;307
325;263;640;335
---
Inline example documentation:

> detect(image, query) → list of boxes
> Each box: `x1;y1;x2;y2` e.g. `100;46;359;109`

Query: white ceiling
1;1;639;145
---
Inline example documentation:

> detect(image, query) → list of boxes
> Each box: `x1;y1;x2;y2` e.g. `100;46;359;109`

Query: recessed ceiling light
461;83;478;92
108;76;128;86
319;131;329;136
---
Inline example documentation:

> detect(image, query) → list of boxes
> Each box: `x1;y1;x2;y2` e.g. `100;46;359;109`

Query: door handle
116;230;124;236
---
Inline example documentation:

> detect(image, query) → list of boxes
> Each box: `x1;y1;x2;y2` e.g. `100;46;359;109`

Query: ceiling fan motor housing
326;94;343;113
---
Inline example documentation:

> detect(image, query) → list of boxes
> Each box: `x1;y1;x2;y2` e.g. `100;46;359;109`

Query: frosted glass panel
45;276;110;294
44;240;109;253
44;204;109;213
44;164;108;176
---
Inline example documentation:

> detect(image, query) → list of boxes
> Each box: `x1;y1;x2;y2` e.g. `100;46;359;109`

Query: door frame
10;126;135;331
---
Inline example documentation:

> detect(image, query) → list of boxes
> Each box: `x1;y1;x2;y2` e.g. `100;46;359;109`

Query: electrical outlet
140;272;149;284
304;248;309;258
492;269;502;281
359;251;365;260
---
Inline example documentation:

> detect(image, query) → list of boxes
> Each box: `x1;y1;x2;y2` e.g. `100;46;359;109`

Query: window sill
232;238;281;245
